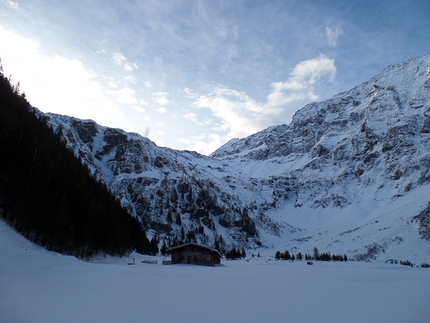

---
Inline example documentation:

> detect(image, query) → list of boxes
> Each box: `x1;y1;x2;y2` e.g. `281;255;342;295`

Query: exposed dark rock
413;203;430;242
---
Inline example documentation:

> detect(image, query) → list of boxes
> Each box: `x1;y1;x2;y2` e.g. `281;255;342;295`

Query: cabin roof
166;242;223;258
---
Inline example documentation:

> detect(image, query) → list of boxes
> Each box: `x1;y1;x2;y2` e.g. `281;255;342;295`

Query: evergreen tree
188;186;193;202
180;227;185;240
241;248;246;258
150;235;159;255
214;238;220;252
166;211;172;224
313;247;319;260
225;247;245;260
0;63;152;258
160;241;167;255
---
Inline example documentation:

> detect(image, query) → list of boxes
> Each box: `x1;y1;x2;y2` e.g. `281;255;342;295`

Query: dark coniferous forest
0;60;153;258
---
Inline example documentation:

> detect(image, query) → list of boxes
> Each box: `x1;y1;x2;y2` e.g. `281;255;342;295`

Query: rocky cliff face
212;55;430;208
46;114;263;250
45;55;430;262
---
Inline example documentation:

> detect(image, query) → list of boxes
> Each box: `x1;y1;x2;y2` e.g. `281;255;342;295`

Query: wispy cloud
132;105;145;113
112;52;126;66
155;107;167;114
324;25;343;47
114;87;138;105
0;0;19;10
265;54;336;119
182;112;201;125
0;26;123;126
139;99;149;106
111;52;138;73
153;92;170;106
194;87;273;139
2;0;428;157
193;54;336;141
124;62;138;72
108;80;117;88
179;133;223;156
184;87;197;99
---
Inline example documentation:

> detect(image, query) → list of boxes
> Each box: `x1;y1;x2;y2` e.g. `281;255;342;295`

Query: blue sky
1;0;429;155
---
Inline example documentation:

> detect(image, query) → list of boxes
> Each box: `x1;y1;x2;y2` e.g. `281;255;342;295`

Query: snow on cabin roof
166;242;223;258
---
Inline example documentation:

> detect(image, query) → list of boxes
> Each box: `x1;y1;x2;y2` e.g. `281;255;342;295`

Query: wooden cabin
166;242;222;266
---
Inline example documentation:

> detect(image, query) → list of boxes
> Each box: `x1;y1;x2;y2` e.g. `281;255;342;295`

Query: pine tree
241;248;246;258
167;211;172;224
313;247;319;260
160;241;167;255
214;238;220;252
150;235;159;255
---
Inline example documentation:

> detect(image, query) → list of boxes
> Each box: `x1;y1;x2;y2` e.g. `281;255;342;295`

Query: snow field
1;219;430;323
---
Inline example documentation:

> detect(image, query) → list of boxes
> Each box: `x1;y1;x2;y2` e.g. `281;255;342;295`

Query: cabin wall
171;245;220;266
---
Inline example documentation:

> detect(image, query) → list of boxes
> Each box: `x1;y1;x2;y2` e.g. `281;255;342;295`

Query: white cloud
193;54;336;141
290;54;336;84
0;26;122;125
155;107;167;114
108;81;117;88
144;81;153;88
132;105;145;113
194;87;277;139
184;87;197;99
112;52;126;66
179;138;192;145
111;52;138;73
265;54;336;119
114;87;138;104
124;62;138;72
139;99;149;106
324;25;343;47
124;75;137;84
1;0;19;10
180;133;223;156
153;92;170;106
183;112;201;125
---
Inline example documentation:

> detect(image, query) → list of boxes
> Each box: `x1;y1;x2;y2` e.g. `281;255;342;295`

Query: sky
1;1;430;155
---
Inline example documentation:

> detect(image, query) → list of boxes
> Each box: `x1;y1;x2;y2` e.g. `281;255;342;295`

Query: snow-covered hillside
1;218;430;323
44;55;430;263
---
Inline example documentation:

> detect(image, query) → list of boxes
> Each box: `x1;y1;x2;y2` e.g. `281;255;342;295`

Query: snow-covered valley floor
1;218;429;323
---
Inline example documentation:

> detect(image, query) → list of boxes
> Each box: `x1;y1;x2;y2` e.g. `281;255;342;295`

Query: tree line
275;247;348;262
0;59;153;258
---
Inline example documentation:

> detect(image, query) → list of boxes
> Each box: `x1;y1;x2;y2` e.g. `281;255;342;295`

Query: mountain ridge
45;54;430;262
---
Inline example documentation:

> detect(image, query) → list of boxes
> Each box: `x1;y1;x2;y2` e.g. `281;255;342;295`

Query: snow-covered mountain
45;55;430;263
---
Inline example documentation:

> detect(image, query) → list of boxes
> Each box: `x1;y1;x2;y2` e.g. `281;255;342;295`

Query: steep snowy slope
45;115;263;249
45;55;430;262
